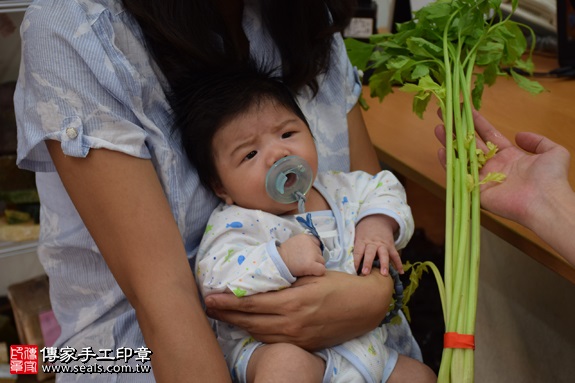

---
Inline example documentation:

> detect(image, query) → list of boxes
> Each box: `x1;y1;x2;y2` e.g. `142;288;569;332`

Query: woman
15;1;412;381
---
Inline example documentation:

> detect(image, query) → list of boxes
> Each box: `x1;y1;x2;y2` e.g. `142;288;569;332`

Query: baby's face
212;99;318;215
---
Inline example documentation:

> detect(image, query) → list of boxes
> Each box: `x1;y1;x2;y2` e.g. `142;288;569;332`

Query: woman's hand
435;110;571;226
435;111;575;264
204;269;393;351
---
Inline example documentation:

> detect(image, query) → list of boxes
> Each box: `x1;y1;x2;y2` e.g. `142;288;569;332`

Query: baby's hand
277;233;326;277
354;215;403;276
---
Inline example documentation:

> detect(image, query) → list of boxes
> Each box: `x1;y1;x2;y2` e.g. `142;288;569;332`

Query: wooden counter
361;54;575;283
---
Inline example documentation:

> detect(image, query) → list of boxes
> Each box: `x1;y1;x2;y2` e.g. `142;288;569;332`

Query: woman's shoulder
22;0;126;39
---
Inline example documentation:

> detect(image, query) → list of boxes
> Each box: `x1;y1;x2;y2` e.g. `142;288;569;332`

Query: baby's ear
212;182;234;205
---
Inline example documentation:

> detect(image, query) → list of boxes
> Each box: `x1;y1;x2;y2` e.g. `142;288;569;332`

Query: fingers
312;247;326;276
386;247;403;274
437;147;447;169
360;243;378;275
353;241;366;271
204;290;282;314
373;247;402;276
307;234;321;247
515;132;559;155
436;107;443;121
376;249;389;276
310;262;327;276
207;308;284;338
434;124;447;147
472;110;513;150
355;244;402;276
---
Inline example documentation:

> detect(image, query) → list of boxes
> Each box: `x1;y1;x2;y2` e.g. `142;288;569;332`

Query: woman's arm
46;141;231;382
204;269;393;351
347;103;381;174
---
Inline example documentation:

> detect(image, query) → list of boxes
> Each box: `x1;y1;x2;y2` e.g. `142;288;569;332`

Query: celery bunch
346;0;543;381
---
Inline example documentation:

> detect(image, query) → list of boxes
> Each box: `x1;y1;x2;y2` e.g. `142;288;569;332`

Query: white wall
374;0;433;30
475;228;575;382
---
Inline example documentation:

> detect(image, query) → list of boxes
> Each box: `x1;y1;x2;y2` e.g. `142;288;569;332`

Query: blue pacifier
265;155;313;212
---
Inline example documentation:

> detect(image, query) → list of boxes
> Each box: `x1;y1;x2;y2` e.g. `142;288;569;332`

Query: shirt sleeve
15;1;159;172
328;171;415;250
334;33;363;114
195;206;296;298
357;171;415;249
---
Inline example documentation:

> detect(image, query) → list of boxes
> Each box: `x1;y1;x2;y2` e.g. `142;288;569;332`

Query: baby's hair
169;63;310;191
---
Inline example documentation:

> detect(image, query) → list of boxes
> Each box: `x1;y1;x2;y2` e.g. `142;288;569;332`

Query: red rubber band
443;332;475;350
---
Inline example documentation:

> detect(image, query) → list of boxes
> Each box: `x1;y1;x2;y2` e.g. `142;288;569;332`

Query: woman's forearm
347;103;381;174
204;269;393;350
527;186;575;266
135;282;230;382
46;142;231;382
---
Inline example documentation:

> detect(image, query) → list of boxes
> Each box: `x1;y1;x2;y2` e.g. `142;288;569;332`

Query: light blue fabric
14;1;361;382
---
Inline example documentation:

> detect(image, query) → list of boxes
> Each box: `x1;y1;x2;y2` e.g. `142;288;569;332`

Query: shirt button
66;127;78;139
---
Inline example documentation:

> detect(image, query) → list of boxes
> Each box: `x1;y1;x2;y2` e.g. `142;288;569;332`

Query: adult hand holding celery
346;0;544;381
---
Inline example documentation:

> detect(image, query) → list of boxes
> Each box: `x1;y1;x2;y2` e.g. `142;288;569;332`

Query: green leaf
369;32;394;44
479;172;507;184
510;70;546;95
513;58;535;75
472;73;485;110
483;62;499;86
476;41;504;66
419;75;444;92
501;22;527;65
476;148;486;168
358;93;370;111
233;288;247;297
476;140;500;167
406;37;443;59
387;56;412;70
369;71;395;101
413;91;432;119
414;1;454;30
458;5;485;37
344;38;374;71
396;19;417;33
466;174;475;192
485;142;498;160
399;83;424;93
369;49;394;70
411;63;430;81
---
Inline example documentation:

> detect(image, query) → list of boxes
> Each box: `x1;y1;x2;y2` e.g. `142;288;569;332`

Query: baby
171;67;435;383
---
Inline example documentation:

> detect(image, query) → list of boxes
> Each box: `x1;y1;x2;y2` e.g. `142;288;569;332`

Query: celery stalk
345;1;544;381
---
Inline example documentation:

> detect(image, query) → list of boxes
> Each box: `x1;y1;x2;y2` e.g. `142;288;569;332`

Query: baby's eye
281;131;294;139
245;150;257;160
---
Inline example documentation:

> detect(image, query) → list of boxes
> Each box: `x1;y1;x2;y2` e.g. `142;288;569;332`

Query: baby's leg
246;343;325;383
388;355;437;383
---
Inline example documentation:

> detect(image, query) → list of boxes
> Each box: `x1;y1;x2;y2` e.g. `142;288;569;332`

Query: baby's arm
197;239;295;298
196;208;298;297
196;207;325;298
354;214;402;276
348;170;414;276
277;233;326;277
